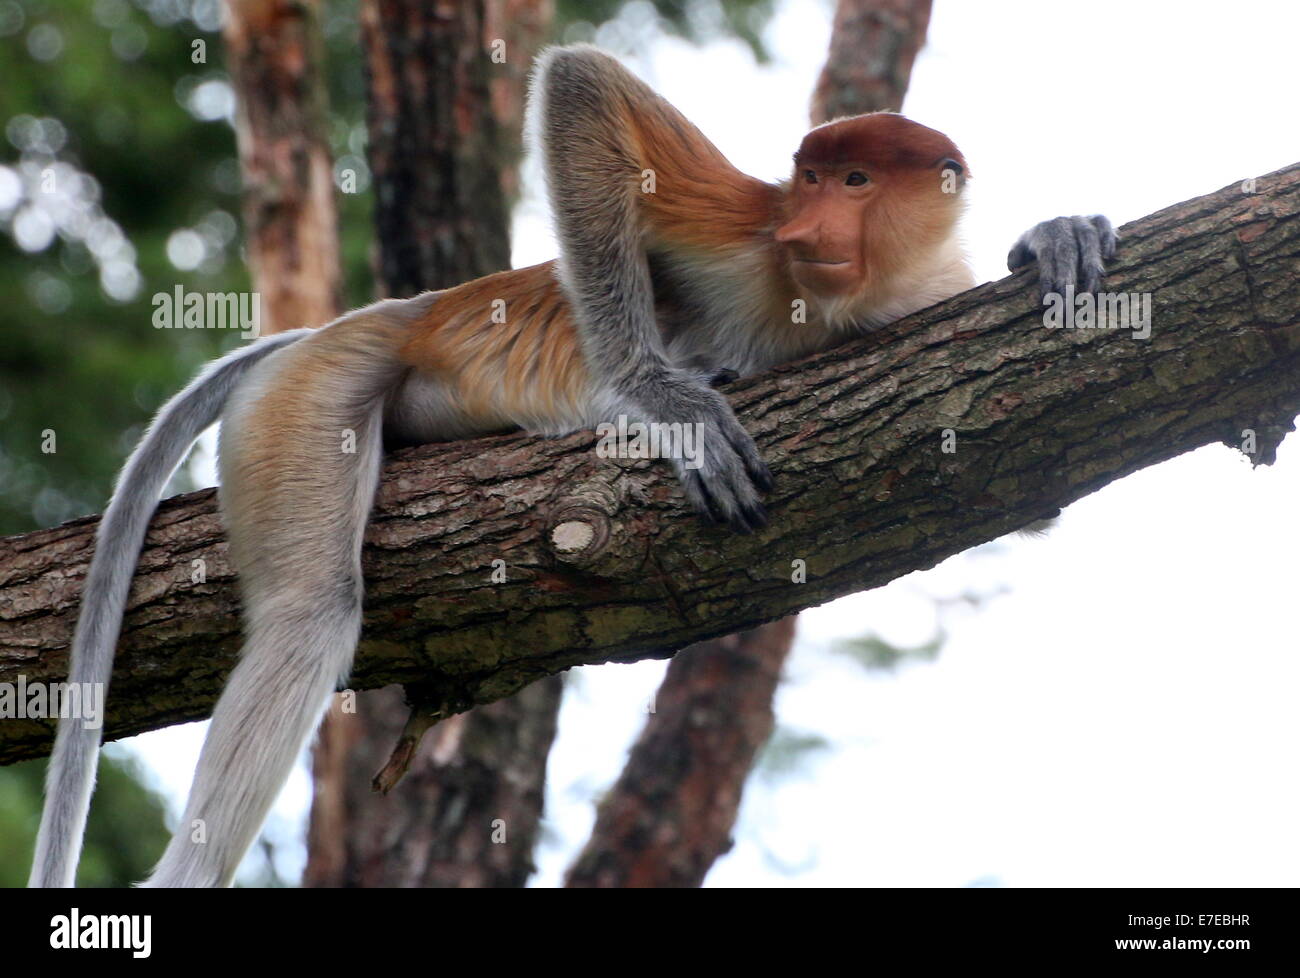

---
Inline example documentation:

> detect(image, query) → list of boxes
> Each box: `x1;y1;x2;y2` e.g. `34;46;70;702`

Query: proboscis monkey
30;45;1115;887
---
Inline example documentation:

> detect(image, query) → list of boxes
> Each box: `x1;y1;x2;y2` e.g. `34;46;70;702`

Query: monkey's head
777;113;967;300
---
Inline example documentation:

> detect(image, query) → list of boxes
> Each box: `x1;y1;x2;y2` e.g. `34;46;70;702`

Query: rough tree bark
2;163;1298;765
222;0;342;333
565;0;935;887
303;0;561;888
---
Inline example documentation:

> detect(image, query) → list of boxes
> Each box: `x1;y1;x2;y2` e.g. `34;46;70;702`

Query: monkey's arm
533;45;773;532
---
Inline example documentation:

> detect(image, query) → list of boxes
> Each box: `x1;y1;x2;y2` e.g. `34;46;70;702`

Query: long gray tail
28;329;310;888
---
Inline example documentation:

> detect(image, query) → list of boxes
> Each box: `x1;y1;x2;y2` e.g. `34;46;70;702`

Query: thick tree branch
3;164;1299;764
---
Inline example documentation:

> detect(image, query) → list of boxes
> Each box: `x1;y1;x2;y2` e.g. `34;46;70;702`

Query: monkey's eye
845;171;869;187
803;169;817;184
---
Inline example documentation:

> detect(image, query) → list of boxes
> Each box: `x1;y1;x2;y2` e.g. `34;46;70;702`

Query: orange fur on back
399;261;590;424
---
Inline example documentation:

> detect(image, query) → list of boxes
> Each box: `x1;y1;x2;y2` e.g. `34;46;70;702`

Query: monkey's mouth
794;258;849;266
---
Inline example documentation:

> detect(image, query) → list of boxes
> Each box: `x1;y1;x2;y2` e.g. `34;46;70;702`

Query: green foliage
834;630;946;672
831;586;1005;672
0;748;168;887
0;0;375;535
1;0;234;534
556;0;777;60
755;727;830;783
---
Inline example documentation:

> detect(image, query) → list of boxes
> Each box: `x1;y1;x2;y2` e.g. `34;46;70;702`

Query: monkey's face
779;114;967;299
776;166;876;297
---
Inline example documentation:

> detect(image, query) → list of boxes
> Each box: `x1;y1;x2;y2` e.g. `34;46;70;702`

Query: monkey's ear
938;157;966;191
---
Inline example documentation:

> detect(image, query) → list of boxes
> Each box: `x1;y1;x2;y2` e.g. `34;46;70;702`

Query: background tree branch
222;0;342;334
564;617;794;888
2;162;1298;764
811;0;931;121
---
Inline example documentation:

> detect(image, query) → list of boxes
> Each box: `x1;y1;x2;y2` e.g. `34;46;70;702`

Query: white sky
128;0;1300;887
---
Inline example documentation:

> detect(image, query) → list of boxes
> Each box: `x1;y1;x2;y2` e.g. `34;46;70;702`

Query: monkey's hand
1007;215;1118;299
708;368;740;389
631;371;772;533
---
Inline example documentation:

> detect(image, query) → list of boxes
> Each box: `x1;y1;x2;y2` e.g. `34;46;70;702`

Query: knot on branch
546;483;616;566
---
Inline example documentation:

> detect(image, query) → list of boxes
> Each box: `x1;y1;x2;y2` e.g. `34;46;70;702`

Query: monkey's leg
142;320;401;887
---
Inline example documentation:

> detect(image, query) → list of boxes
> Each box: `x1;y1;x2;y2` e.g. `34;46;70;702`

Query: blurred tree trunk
484;0;554;202
811;0;932;121
361;0;515;295
222;0;341;334
565;618;794;887
303;0;559;889
564;0;935;888
306;681;561;887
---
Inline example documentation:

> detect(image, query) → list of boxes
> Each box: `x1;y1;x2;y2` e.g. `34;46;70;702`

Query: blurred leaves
831;583;1008;672
755;727;830;783
833;630;946;672
0;0;375;535
0;748;168;887
556;0;777;60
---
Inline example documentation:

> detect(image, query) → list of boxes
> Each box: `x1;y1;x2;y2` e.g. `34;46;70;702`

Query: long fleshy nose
775;213;820;246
